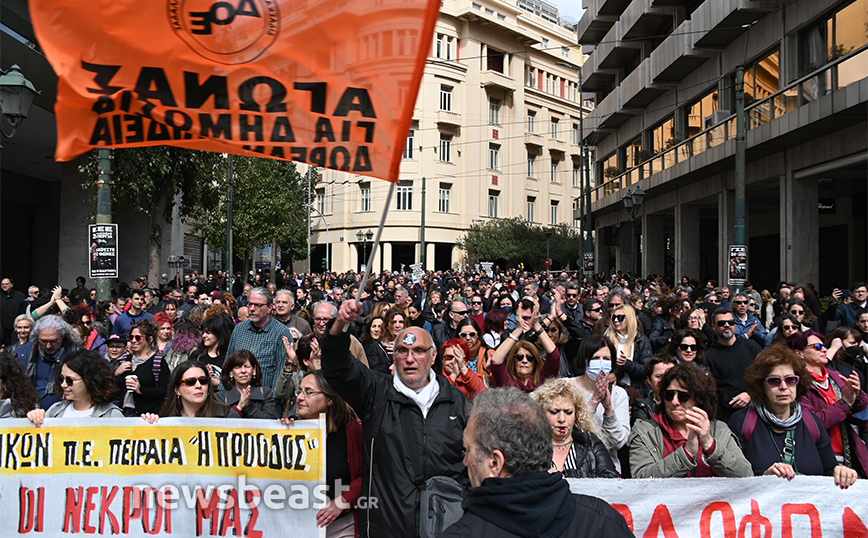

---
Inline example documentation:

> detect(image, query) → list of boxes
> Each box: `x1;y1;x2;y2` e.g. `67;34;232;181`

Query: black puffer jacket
563;430;620;479
321;327;468;538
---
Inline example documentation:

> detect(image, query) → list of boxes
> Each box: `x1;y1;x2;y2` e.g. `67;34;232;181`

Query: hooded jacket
439;472;632;538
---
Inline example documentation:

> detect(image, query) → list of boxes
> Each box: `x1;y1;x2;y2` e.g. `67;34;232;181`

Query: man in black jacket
706;308;762;423
323;299;468;538
441;388;633;538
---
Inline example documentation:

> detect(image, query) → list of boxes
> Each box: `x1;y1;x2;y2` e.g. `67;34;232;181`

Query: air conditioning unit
704;110;730;129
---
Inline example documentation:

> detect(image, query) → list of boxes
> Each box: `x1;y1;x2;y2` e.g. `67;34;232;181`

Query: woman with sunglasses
666;329;707;370
456;317;491;377
144;360;233;419
786;331;868;477
115;320;169;416
604;304;652;391
786;298;819;332
216;350;277;419
730;346;858;488
489;300;560;393
63;304;107;356
765;314;800;348
629;364;752;478
441;338;487;399
27;349;123;425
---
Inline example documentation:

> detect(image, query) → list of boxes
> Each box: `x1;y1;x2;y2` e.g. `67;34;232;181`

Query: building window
572;199;581;227
439;184;451;213
550;201;559;225
689;89;720;134
551;118;559;139
488;191;499;218
489;144;500;170
435;34;454;60
551;160;558;183
472;2;481;9
652;117;676;153
527;153;536;178
572;167;579;187
541;38;549;49
489;97;501;125
403;130;414;159
360;183;371;212
440;85;452;111
316;188;325;214
487;48;505;73
397;181;413;210
562;46;570;58
439;134;452;162
527;111;536;133
572;123;579;145
744;50;780;102
527;197;535;222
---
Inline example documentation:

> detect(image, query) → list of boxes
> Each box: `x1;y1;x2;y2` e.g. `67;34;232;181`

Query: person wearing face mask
628;364;752;478
568;335;630;474
825;327;868;390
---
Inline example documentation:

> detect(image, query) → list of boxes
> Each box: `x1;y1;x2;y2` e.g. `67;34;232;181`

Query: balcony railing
590;44;868;205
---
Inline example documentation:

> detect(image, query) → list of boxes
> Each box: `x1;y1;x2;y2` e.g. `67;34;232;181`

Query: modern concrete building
578;0;867;293
303;0;595;273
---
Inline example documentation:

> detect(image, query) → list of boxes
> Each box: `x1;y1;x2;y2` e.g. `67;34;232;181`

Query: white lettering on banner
569;476;867;537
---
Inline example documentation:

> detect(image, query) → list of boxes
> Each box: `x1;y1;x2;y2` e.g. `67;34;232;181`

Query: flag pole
349;181;397;322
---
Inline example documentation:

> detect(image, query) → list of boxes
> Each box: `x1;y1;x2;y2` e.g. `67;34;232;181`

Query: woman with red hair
152;312;174;354
441;338;487;399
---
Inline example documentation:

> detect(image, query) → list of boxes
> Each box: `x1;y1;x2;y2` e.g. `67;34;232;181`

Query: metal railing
591;43;868;205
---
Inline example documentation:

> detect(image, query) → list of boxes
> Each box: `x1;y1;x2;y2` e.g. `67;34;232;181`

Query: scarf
123;351;155;410
751;401;803;430
393;369;439;418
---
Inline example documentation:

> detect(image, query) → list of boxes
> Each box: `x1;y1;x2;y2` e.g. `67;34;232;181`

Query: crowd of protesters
1;268;867;537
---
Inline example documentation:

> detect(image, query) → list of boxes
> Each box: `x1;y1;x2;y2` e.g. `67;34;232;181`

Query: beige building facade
301;0;594;273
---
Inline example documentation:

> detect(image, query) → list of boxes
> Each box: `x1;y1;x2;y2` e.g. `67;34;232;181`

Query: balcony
597;86;636;129
436;110;462;128
595;21;641;71
651;20;712;83
525;132;545;148
620;0;674;41
622;59;666;108
481;70;516;92
692;0;780;49
577;0;619;45
581;51;618;92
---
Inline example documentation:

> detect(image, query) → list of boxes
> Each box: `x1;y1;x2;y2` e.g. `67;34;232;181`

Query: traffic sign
544;258;552;266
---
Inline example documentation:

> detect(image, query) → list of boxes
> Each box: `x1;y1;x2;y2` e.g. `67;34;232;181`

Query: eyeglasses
733;300;748;305
56;375;80;387
588;307;602;313
689;316;703;322
458;332;477;338
395;346;433;359
514;353;534;363
810;342;826;351
129;334;145;342
679;344;698;352
749;303;756;308
790;309;804;315
781;324;796;331
38;337;61;346
81;320;92;326
765;375;800;388
611;314;626;322
567;293;578;298
297;389;323;398
472;301;483;305
663;389;693;402
248;302;268;309
179;376;209;387
608;303;622;309
716;319;736;327
313;317;332;323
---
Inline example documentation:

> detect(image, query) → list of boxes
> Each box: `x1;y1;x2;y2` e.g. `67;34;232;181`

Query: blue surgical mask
586;359;612;381
501;306;512;313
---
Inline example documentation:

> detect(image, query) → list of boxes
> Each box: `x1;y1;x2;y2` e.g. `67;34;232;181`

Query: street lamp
356;229;374;272
0;64;39;139
622;186;645;276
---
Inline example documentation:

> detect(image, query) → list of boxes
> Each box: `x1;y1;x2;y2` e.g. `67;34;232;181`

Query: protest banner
28;0;440;182
1;418;327;538
569;477;868;537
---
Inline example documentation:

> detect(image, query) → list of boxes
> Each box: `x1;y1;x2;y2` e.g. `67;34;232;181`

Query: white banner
569;476;867;537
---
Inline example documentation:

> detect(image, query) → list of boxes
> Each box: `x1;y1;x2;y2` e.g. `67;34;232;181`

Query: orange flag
29;0;440;182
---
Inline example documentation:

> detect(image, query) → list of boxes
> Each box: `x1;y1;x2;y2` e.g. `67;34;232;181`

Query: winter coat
215;386;277;419
561;429;620;479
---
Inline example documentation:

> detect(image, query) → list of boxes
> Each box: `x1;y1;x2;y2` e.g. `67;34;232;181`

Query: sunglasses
781;324;796;330
679;344;697;352
129;334;145;342
716;319;736;327
790;310;804;315
56;375;80;387
459;332;478;338
514;353;534;363
663;389;693;402
179;376;209;387
472;301;483;305
452;310;469;316
588;307;602;313
567;293;578;298
811;343;826;351
608;303;622;309
733;300;748;305
611;314;626;322
765;375;800;388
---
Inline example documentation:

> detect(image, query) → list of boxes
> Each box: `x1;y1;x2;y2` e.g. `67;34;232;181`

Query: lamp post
0;64;40;139
621;186;645;276
356;229;374;272
308;204;330;271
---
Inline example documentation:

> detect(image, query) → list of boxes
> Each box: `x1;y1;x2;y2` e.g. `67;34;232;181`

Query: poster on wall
88;224;118;279
729;245;747;286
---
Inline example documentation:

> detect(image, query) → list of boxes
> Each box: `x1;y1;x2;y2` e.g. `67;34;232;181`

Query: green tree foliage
457;218;581;270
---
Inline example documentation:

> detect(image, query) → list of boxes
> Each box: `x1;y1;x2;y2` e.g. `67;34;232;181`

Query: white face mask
586;359;612;381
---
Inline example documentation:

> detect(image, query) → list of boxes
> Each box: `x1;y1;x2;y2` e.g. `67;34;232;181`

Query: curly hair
655;363;718;419
381;308;406;343
152;312;174;329
506;341;543;386
203;304;233;321
361;316;384;345
170;321;202;354
0;352;39;416
160;360;227;418
59;349;119;405
221;350;262;390
442;338;471;371
63;303;94;326
666;329;706;366
530;378;601;437
31;315;82;347
744;345;812;408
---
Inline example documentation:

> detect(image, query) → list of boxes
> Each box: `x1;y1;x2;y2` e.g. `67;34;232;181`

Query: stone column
643;213;666;277
675;204;700;282
780;174;818;285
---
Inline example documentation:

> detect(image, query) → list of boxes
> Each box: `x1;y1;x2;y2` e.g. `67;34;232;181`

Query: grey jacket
45;400;124;418
628;418;753;478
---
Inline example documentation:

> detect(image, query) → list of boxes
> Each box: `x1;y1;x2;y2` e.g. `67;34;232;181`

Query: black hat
106;334;127;346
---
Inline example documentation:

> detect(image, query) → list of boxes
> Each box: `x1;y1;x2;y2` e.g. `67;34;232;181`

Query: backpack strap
742;406;758;443
803;411;821;444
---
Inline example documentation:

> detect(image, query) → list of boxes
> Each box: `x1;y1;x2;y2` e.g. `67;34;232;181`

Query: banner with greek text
1;418;326;537
569;477;868;537
28;0;441;182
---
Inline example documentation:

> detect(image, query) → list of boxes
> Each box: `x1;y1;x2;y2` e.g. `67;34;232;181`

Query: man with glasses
362;283;387;318
705;308;762;423
731;292;767;347
323;300;468;538
828;282;868;330
226;288;294;391
17;315;83;408
311;301;368;367
469;295;485;329
112;289;153;338
432;301;470;369
562;283;584;323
